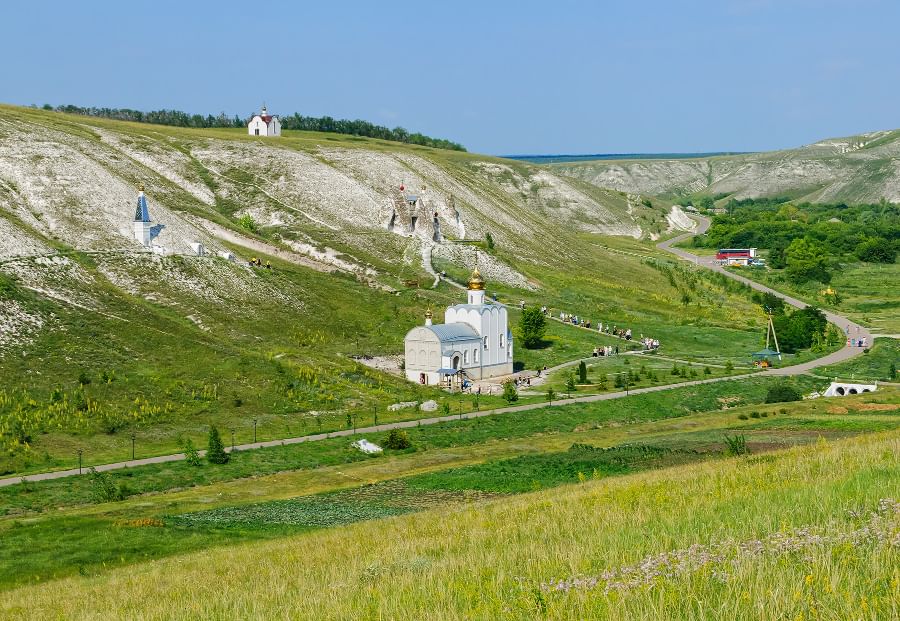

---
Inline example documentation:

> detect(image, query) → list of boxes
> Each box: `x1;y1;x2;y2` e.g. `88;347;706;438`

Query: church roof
134;193;150;222
424;323;480;343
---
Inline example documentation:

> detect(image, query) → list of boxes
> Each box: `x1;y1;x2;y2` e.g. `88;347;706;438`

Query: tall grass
2;431;896;620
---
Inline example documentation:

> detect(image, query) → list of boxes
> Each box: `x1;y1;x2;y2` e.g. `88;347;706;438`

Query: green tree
519;306;547;349
890;362;897;380
565;374;577;394
577;360;588;384
855;237;896;264
502;379;519;404
206;426;229;464
785;238;831;284
545;387;556;403
183;439;202;466
598;374;609;390
485;232;495;250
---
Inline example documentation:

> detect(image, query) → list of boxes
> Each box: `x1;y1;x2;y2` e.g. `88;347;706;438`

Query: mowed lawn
1;427;896;619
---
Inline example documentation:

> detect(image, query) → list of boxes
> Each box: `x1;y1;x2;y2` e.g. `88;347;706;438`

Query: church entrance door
452;355;460;370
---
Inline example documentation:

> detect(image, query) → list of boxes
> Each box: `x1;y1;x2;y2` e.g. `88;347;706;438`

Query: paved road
0;219;873;488
0;371;759;488
658;216;872;376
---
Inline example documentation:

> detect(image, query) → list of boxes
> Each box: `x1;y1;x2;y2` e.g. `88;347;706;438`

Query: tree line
689;196;899;284
44;104;466;151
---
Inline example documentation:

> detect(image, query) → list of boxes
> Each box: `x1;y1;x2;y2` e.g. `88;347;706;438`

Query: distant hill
552;130;900;203
504;152;752;165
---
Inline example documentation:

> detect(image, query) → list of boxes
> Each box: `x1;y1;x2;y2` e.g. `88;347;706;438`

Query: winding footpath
0;218;876;488
659;216;872;376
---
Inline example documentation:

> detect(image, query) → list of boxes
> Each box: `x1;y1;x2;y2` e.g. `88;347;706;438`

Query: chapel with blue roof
404;264;513;387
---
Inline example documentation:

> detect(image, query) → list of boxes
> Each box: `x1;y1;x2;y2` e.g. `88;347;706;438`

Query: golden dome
467;266;485;290
424;308;433;319
139;183;145;192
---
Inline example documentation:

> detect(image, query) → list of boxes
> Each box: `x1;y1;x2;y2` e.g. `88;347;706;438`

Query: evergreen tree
206;426;229;464
577;360;588;384
565;374;577;394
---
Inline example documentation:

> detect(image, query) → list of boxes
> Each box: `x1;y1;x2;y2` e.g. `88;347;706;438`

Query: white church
404;265;513;387
247;105;281;137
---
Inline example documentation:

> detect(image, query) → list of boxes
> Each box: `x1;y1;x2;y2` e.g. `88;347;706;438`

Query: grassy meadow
733;261;900;334
0;391;896;619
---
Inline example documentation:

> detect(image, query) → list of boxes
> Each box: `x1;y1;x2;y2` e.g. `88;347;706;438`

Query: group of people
592;345;617;357
248;257;271;269
539;306;661;351
844;325;867;348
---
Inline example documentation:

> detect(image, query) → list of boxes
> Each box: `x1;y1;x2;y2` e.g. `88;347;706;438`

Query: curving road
658;216;872;376
0;218;873;488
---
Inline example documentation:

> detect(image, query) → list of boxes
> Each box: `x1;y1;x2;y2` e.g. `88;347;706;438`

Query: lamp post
230;428;235;451
373;405;378;427
130;433;136;460
77;449;83;475
253;418;258;444
458;398;463;420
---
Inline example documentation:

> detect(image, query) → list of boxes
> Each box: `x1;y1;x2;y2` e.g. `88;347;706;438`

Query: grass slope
2;421;896;619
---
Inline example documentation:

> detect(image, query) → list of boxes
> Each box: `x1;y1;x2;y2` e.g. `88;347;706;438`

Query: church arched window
474;349;478;363
483;336;488;349
464;351;469;364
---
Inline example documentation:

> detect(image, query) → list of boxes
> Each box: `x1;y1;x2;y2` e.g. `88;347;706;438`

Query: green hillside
0;105;767;475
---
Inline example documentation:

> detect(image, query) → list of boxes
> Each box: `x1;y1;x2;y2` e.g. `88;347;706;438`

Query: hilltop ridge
553;129;900;202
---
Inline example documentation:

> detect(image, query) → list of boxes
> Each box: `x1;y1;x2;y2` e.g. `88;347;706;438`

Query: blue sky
1;0;897;154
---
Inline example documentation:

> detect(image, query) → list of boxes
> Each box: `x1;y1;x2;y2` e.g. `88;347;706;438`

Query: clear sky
1;0;897;155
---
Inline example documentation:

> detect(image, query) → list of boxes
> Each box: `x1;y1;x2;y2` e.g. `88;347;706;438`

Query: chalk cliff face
0;104;683;357
0;105;672;275
553;130;900;203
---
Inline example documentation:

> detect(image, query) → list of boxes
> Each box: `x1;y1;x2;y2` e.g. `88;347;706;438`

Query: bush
502;379;519;404
765;384;802;404
750;411;761;419
737;413;749;420
238;213;258;233
88;468;128;502
485;231;495;250
384;429;411;450
183;439;202;466
206;426;229;464
723;434;748;456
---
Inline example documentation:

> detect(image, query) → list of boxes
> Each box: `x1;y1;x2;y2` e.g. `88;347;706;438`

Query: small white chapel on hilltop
404;264;513;387
248;104;281;137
